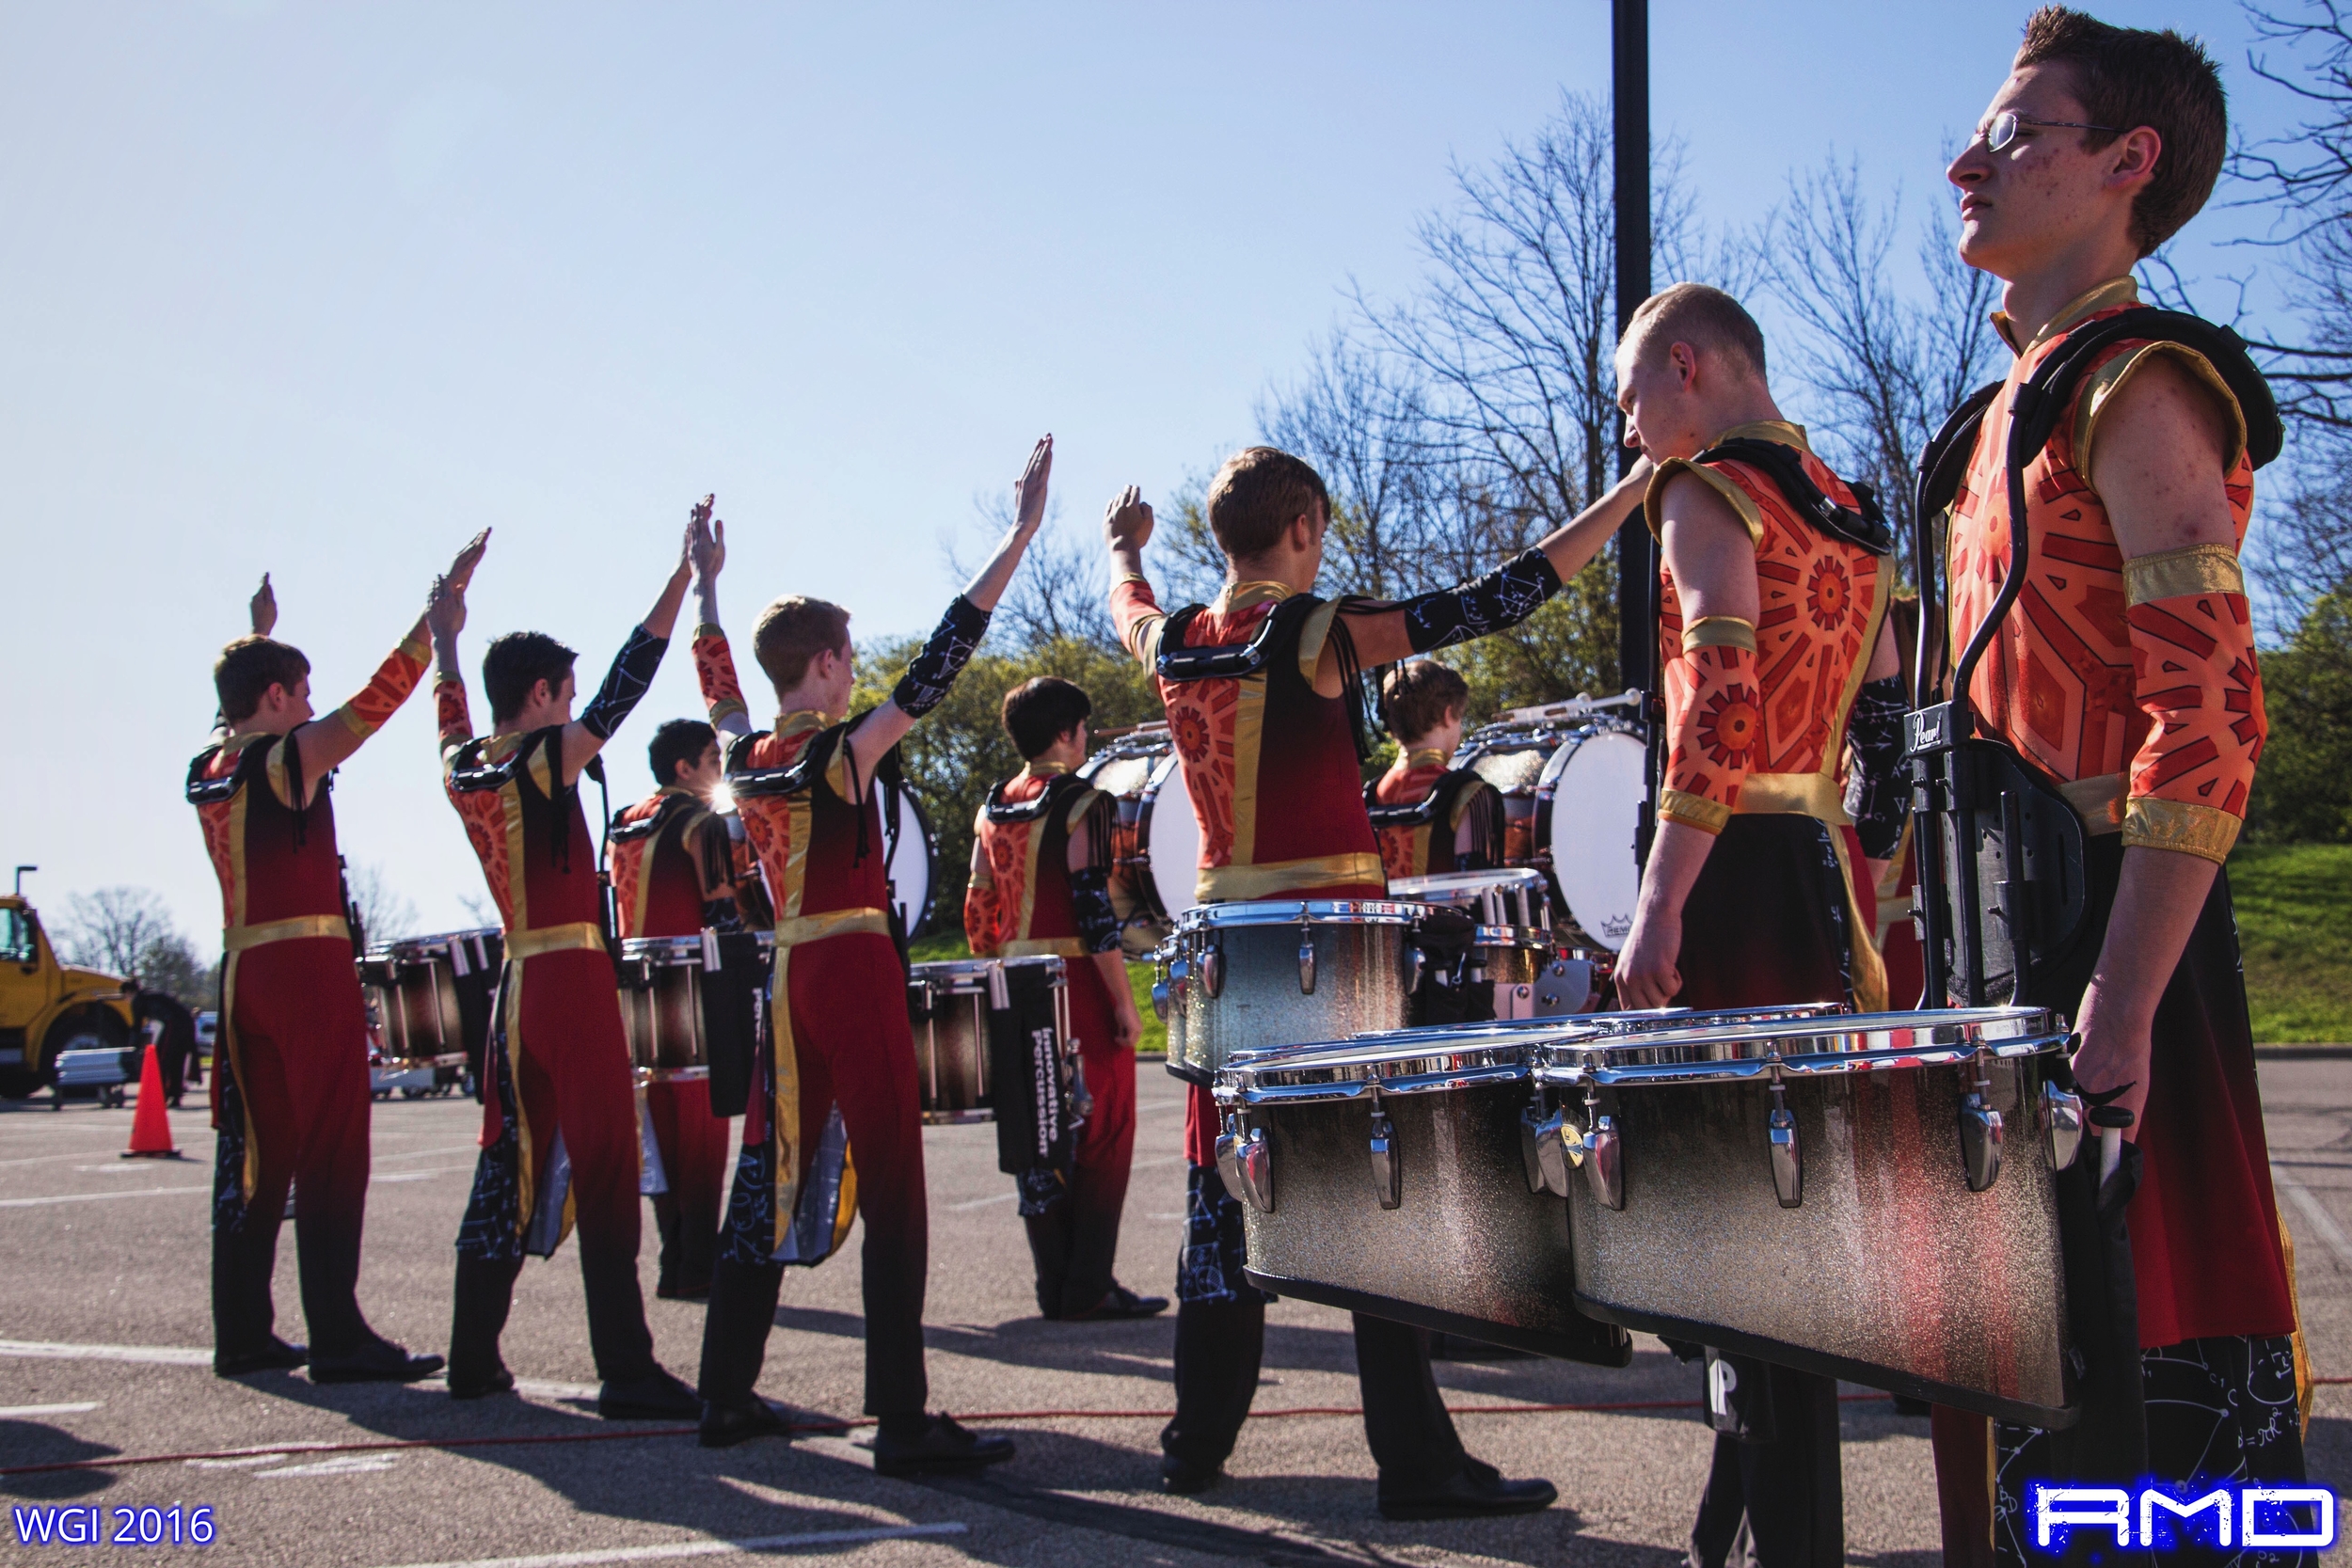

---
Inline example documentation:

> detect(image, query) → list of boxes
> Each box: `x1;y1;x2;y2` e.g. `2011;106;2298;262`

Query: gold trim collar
1709;419;1812;453
1021;760;1073;779
1217;580;1296;613
1994;276;2138;355
777;709;829;738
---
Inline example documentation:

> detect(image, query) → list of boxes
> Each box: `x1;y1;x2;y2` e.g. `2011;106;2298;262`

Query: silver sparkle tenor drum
1078;723;1200;957
1530;1005;2081;1423
1214;1025;1632;1364
1152;899;1422;1085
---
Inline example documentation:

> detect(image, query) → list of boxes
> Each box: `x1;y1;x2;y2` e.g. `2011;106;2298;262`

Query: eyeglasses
1971;109;2122;153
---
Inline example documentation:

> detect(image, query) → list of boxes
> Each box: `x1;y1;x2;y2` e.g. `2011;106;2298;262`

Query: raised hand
689;496;725;586
249;574;278;638
446;529;491;594
426;573;468;643
1103;485;1154;552
1013;436;1054;534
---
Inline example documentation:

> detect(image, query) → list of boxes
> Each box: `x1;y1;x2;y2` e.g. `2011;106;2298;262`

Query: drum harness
1904;309;2280;1015
186;733;369;958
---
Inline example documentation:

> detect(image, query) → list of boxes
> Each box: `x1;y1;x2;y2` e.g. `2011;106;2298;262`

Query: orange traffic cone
121;1041;181;1159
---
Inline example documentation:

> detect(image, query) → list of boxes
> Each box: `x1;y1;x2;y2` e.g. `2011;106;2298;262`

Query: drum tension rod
1958;1045;2005;1194
1766;1058;1803;1210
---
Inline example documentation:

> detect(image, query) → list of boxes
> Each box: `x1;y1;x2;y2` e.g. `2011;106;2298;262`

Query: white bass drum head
1141;752;1200;922
886;786;936;938
1544;729;1645;950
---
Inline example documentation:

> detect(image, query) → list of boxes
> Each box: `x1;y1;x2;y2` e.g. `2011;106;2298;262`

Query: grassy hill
2230;843;2352;1044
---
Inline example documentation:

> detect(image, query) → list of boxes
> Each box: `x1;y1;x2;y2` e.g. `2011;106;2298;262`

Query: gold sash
494;919;609;1246
217;913;355;1201
768;906;890;1253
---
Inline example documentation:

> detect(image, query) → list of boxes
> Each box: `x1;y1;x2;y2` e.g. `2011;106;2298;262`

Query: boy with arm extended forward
1104;444;1649;1513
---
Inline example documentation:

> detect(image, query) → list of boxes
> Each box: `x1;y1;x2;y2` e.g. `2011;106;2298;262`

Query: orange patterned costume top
964;765;1104;960
1945;278;2264;863
1110;579;1384;904
1645;421;1889;836
1368;751;1496;882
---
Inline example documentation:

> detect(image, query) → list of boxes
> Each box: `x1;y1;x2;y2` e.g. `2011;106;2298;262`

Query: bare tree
2233;2;2352;432
345;862;419;945
1754;156;1999;577
55;887;181;979
953;495;1121;653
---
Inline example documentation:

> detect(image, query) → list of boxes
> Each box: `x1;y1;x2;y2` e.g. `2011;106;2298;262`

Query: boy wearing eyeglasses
1935;8;2299;1560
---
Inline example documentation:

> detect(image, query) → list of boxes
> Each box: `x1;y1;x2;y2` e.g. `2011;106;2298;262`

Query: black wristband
1403;548;1563;654
892;595;991;719
1069;866;1121;955
1846;674;1909;859
580;625;669;740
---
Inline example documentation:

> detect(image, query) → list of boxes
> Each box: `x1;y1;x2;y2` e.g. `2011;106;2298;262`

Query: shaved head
1620;283;1768;383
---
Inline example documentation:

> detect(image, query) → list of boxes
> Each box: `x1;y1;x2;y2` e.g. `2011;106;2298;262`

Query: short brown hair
752;596;853;695
483;631;577;723
1206;447;1330;562
1383;659;1470;745
1001;676;1092;759
2015;7;2226;256
215;637;310;724
1622;283;1768;381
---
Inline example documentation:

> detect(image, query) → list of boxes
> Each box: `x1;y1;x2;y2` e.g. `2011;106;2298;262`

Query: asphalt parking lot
4;1057;2349;1567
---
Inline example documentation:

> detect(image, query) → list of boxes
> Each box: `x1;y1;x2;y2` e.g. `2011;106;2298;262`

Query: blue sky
0;1;2307;942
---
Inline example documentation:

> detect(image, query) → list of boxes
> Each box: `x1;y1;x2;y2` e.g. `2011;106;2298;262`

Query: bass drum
1535;726;1646;951
1078;727;1200;957
883;784;937;940
1457;724;1561;871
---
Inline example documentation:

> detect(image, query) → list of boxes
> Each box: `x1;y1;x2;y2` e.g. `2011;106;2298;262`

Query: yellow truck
0;890;137;1100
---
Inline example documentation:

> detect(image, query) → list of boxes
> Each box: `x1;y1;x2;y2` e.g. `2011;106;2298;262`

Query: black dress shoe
214;1337;308;1377
869;1413;1015;1477
1068;1284;1171;1321
1160;1454;1222;1495
698;1397;788;1449
598;1368;702;1421
448;1367;516;1401
310;1340;445;1385
1377;1457;1557;1521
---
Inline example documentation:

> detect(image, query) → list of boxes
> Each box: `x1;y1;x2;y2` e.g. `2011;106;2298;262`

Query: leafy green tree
2249;589;2352;844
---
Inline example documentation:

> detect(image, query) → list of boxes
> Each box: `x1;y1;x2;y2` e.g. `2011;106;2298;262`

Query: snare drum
357;927;503;1082
1528;1005;2079;1423
904;956;1073;1132
1211;1025;1630;1364
1077;725;1200;956
615;932;774;1085
1152;900;1422;1085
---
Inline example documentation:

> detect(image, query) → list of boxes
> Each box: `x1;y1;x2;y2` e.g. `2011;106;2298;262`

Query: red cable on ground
9;1380;2346;1481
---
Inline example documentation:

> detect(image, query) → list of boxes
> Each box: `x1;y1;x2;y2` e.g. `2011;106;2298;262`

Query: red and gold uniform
437;679;662;1390
1113;577;1475;1490
187;631;427;1367
691;629;930;1420
1933;279;2298;1556
1368;748;1500;882
964;764;1138;1320
1645;423;1895;1564
1645;420;1889;1014
609;785;740;1298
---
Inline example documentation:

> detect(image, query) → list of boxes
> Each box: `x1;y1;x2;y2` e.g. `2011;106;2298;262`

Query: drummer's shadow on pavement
231;1371;921;1545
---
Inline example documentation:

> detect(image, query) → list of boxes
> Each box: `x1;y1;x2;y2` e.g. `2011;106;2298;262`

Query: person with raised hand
687;439;1050;1472
188;531;485;1386
431;516;703;1422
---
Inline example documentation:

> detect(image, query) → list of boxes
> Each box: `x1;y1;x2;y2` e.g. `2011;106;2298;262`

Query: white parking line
0;1401;100;1418
2271;1161;2352;1269
374;1166;473;1183
0;1338;211;1366
0;1183;209;1207
260;1454;402;1478
376;1522;969;1568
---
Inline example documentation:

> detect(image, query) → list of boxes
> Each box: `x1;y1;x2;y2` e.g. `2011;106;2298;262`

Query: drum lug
1367;1106;1402;1210
1767;1074;1802;1209
1216;1113;1245;1195
1404;946;1425;997
1297;928;1317;996
1582;1113;1624;1211
1201;942;1225;1000
1520;1102;1572;1197
1238;1124;1276;1212
1150;976;1171;1022
2042;1077;2085;1171
1959;1051;2004;1193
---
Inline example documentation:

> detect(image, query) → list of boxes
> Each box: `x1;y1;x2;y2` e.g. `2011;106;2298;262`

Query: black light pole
1613;0;1652;694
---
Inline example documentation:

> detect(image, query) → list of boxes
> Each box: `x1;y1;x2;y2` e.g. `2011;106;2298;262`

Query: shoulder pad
183;740;251;805
2010;306;2281;473
981;770;1084;826
610;792;693;844
1155;593;1325;683
1694;437;1893;555
727;721;843;800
